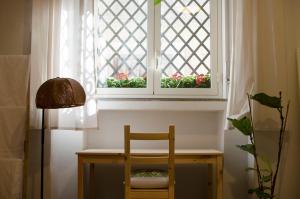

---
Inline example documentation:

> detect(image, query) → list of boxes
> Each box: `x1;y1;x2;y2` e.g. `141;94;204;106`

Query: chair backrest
124;125;175;192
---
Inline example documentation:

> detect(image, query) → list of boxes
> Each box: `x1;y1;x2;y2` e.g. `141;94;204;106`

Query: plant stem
247;94;263;194
271;101;290;197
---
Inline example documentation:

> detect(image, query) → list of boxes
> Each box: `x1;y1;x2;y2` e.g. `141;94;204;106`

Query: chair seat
131;170;169;189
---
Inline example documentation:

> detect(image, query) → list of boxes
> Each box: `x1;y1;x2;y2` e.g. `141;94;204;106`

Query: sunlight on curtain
30;0;98;129
226;0;257;124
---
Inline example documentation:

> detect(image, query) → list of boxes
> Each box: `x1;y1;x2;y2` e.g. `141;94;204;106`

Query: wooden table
77;149;223;199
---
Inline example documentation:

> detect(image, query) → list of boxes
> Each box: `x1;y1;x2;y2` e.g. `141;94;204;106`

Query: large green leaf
228;117;252;136
237;144;255;155
251;93;282;108
154;0;161;5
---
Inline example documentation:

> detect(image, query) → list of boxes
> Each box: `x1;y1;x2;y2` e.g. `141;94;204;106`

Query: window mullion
153;2;161;94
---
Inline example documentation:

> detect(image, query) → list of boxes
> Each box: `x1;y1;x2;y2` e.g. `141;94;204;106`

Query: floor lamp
35;77;86;199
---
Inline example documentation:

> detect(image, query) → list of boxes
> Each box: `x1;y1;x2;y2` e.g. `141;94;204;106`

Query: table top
77;149;223;156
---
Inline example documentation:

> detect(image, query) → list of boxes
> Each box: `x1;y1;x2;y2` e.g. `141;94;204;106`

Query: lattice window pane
95;0;148;88
160;0;211;88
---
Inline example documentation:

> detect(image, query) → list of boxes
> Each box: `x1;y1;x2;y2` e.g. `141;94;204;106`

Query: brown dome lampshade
36;77;86;109
35;77;86;199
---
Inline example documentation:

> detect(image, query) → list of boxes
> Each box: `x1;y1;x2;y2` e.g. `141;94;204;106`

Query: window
95;0;222;97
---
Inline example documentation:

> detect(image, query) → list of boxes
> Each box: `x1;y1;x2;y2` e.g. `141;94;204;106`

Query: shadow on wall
224;130;248;199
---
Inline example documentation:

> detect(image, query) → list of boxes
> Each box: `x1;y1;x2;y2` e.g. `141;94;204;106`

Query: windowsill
96;98;227;111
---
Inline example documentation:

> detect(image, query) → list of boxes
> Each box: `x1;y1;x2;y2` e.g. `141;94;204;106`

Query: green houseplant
228;92;290;199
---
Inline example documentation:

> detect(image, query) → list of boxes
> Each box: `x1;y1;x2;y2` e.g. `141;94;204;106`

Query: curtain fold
30;0;98;130
226;0;257;123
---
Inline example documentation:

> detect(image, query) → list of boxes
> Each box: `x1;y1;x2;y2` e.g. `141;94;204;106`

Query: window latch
156;56;161;70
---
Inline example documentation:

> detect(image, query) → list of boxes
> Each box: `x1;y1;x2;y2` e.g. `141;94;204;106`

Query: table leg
78;157;84;199
89;163;95;199
216;156;223;199
207;164;213;199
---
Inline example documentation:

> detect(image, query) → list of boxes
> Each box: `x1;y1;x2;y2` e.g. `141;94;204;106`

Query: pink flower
116;72;128;80
196;74;205;85
171;72;182;80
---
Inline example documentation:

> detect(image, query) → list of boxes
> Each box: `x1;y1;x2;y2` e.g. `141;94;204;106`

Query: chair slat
130;156;169;164
130;133;169;140
131;189;169;199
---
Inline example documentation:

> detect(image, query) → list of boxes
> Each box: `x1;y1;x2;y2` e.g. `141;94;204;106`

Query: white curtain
226;0;257;121
30;0;98;130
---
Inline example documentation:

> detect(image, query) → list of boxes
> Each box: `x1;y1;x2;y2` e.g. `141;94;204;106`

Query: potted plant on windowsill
228;92;290;199
160;73;211;88
106;72;147;88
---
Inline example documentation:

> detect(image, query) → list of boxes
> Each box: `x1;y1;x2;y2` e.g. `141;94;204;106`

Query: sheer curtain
227;0;300;197
30;0;98;130
226;0;257;121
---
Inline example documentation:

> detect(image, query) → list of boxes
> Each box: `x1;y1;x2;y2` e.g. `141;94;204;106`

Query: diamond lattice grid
96;0;148;87
161;0;211;77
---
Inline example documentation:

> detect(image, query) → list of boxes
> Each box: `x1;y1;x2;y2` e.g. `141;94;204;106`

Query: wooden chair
124;125;175;199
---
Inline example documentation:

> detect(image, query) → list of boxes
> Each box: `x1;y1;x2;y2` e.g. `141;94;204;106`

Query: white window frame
95;0;223;98
94;0;155;96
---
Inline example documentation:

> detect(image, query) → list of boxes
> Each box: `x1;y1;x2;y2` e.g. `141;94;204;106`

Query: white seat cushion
131;170;169;189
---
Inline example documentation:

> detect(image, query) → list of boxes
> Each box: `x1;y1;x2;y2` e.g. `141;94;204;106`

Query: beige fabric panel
0;158;23;199
0;107;27;158
0;55;29;106
0;55;29;199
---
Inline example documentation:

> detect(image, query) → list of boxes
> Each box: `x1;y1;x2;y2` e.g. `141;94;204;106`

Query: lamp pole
35;77;86;199
41;109;45;199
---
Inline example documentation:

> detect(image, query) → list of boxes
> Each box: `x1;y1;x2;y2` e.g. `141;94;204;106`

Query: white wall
88;110;224;150
50;130;85;199
223;130;248;199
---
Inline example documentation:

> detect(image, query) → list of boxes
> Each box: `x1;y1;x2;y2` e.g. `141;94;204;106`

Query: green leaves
228;117;255;155
106;77;146;88
237;144;255;155
228;117;252;136
262;175;272;183
160;75;211;88
251;93;282;109
154;0;161;5
231;92;287;199
248;187;272;199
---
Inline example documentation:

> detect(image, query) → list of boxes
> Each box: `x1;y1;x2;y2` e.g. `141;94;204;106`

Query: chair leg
125;186;130;199
169;187;175;199
208;164;213;199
